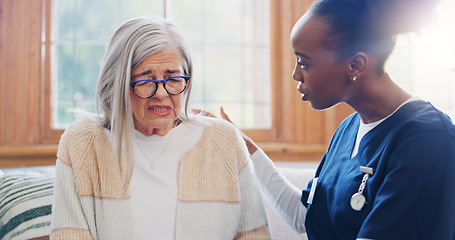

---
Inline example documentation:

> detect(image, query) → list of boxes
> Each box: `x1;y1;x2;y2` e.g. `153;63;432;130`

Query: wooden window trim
41;0;60;145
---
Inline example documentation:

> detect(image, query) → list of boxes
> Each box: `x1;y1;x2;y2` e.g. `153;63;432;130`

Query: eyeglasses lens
133;77;187;98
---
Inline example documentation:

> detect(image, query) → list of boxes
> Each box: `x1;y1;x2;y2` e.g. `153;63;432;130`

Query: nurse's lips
297;82;308;101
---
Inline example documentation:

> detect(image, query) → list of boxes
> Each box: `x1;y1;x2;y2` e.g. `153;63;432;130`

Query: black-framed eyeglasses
130;76;190;98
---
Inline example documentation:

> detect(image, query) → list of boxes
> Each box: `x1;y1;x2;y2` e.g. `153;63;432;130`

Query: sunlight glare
387;0;455;120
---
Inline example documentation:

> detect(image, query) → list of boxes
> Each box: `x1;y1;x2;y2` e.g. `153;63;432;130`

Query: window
51;0;271;129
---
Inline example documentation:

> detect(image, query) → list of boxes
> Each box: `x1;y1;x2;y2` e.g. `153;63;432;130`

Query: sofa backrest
0;167;54;240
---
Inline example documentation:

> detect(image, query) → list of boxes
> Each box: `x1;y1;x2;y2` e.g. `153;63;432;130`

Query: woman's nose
153;82;168;99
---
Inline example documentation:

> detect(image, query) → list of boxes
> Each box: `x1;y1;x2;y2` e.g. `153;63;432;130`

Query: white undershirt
351;96;420;158
129;120;204;240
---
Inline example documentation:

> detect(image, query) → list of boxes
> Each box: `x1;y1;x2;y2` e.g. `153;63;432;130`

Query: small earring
352;76;357;81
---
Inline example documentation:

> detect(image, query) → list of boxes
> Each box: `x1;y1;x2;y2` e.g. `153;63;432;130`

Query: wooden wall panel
1;0;41;145
0;0;6;146
0;0;57;167
276;0;299;143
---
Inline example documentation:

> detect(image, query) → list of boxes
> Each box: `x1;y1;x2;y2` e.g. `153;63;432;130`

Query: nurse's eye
297;60;307;69
296;56;307;69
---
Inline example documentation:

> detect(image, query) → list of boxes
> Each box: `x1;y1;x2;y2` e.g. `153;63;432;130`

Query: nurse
213;0;455;239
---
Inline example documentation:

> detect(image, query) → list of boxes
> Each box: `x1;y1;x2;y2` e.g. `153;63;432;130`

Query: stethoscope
350;166;374;211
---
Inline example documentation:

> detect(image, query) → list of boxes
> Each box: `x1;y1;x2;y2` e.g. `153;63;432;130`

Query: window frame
41;0;287;144
42;0;278;144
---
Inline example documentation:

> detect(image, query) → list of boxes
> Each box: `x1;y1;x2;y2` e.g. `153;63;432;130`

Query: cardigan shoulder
190;115;250;169
178;116;251;203
57;118;110;166
56;119;127;198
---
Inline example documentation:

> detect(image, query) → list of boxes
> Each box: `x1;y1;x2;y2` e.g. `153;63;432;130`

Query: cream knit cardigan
50;117;271;240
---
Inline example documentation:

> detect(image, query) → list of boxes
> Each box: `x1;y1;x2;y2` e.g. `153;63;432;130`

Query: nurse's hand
192;107;259;155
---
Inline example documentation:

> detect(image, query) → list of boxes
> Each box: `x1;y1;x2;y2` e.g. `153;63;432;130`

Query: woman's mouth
148;105;172;116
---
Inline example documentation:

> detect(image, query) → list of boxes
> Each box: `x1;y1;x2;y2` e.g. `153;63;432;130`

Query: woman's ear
348;52;367;81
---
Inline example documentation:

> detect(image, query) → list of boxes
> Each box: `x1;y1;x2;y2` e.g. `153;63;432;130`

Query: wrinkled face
130;47;186;136
290;13;351;110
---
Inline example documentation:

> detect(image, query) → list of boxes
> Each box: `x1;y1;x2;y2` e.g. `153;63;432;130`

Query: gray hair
95;16;193;189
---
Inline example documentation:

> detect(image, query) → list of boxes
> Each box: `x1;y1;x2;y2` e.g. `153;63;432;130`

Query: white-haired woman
50;16;270;240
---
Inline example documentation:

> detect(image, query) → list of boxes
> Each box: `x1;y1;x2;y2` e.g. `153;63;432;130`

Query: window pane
52;0;163;128
53;44;105;125
170;0;271;129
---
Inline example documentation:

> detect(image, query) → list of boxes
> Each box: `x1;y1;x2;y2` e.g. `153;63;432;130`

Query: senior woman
50;16;270;240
